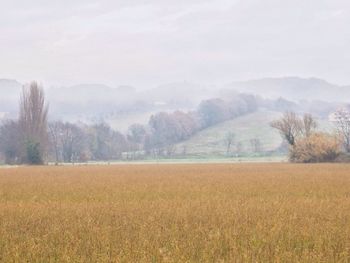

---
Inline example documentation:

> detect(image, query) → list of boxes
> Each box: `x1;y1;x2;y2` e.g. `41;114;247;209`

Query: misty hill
141;82;217;108
46;84;139;121
48;82;212;110
175;110;283;157
0;80;216;124
175;109;335;157
46;82;213;124
48;84;138;104
1;77;348;128
224;77;350;102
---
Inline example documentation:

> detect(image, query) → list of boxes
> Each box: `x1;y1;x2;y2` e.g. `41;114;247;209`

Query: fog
1;0;350;88
2;1;350;129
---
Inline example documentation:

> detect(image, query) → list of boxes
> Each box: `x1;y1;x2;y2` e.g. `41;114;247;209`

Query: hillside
224;77;350;102
1;77;347;128
1;80;207;122
175;110;283;157
175;110;335;157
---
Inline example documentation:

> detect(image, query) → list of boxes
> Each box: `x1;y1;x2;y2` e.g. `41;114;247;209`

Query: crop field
1;164;350;262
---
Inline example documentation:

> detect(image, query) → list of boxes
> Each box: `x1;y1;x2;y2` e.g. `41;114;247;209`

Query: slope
176;110;284;157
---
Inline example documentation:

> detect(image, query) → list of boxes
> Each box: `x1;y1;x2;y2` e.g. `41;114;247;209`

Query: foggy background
1;0;349;88
1;0;350;161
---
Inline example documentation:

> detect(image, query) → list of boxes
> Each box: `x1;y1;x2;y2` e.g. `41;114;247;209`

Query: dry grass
1;164;350;262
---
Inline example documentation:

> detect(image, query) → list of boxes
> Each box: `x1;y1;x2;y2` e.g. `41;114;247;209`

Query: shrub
26;141;44;165
290;133;341;163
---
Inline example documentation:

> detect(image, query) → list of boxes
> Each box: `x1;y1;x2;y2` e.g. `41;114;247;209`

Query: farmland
1;164;350;262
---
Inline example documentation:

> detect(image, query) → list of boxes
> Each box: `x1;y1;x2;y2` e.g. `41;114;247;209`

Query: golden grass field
1;163;350;262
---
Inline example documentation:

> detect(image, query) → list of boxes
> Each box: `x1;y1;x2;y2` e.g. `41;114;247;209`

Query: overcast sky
0;0;349;88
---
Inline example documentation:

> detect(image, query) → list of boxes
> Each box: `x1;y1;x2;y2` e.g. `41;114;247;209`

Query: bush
26;141;44;165
290;133;341;163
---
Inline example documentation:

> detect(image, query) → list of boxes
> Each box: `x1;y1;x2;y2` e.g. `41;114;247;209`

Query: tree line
0;82;260;164
3;81;347;164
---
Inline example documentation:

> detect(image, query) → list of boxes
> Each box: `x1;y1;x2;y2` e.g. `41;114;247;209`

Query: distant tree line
48;122;128;163
2;81;347;164
0;83;262;164
138;95;259;157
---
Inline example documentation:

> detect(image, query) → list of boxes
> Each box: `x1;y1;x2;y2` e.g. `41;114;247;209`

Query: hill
175;110;284;157
175;110;335;157
1;77;347;128
224;77;350;102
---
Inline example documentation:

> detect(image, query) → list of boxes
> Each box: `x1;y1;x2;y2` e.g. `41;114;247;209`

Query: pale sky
0;0;349;88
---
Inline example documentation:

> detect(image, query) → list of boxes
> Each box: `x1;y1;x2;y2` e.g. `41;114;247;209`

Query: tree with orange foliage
290;133;341;163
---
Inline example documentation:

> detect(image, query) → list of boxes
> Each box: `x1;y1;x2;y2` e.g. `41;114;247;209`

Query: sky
0;0;349;89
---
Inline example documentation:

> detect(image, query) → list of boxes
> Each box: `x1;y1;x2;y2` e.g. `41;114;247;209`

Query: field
1;164;350;262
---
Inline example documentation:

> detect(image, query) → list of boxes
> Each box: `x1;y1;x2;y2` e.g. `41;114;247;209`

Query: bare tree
302;113;317;137
250;138;262;153
127;124;147;146
88;123;127;161
127;124;147;157
18;82;49;164
270;112;303;146
48;122;61;164
181;145;187;156
60;123;86;163
236;141;243;154
166;145;176;157
334;108;350;152
49;121;87;163
224;132;235;155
